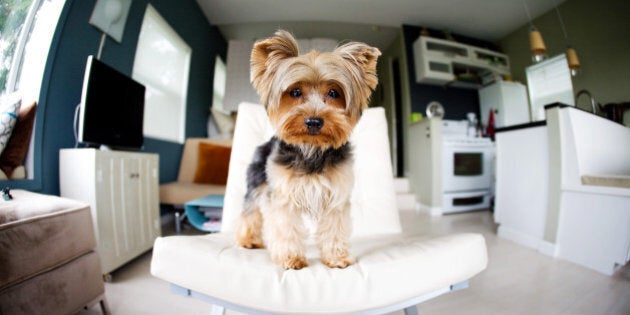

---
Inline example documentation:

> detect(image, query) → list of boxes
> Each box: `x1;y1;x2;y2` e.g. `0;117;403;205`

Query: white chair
151;103;488;314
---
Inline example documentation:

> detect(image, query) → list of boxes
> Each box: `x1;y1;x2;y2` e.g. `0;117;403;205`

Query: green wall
499;0;630;110
2;0;227;195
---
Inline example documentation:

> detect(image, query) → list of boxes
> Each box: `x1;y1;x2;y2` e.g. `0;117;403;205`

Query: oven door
442;142;493;192
443;190;491;213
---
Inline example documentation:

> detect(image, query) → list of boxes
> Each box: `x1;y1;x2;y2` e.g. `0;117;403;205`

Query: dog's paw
237;239;265;249
322;254;355;268
236;234;265;249
277;255;308;270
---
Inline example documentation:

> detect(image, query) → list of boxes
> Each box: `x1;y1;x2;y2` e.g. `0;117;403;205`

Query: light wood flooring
79;209;630;314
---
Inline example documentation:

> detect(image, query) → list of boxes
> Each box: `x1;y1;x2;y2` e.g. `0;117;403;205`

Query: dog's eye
289;88;302;98
327;89;340;99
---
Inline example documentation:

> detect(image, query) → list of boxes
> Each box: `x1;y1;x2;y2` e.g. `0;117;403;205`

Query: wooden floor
79;209;630;315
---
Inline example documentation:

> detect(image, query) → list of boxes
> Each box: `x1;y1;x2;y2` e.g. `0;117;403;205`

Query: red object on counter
486;109;496;141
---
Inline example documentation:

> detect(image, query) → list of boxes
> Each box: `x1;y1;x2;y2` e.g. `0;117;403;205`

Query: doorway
392;59;404;178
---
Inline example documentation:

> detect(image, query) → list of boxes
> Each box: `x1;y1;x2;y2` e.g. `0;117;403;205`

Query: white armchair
150;103;488;314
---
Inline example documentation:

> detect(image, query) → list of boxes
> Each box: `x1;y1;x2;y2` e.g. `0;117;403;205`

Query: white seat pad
151;232;487;314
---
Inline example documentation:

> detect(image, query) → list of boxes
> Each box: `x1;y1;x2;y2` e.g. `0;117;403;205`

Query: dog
235;30;381;270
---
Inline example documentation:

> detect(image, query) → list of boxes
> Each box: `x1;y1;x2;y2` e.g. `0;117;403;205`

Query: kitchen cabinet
412;36;510;87
494;123;549;252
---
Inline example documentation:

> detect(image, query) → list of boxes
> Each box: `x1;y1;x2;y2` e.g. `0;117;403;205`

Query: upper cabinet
413;36;510;88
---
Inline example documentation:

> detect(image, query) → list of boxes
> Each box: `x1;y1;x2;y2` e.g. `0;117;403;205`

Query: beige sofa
159;138;232;232
159;138;232;206
0;189;108;314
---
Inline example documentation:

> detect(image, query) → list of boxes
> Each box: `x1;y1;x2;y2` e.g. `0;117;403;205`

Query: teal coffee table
183;194;224;233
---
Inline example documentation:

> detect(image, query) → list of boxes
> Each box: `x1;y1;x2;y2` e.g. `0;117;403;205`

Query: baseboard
497;226;558;256
416;203;442;216
497;226;541;250
537;241;557;257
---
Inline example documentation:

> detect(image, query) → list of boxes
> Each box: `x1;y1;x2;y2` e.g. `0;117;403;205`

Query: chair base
170;281;469;315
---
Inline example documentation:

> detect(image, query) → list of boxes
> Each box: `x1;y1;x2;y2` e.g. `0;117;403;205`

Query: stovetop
441;120;493;145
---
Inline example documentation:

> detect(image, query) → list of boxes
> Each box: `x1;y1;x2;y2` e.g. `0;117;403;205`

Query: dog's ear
334;43;381;91
250;30;299;100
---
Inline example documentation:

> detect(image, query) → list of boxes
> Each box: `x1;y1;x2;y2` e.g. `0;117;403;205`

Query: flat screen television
78;55;145;150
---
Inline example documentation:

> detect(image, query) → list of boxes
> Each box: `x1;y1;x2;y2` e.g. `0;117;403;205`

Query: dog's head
250;30;381;150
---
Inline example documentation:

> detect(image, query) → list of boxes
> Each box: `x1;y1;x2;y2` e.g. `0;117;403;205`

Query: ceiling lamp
552;0;580;76
522;1;547;63
565;46;580;75
529;25;547;63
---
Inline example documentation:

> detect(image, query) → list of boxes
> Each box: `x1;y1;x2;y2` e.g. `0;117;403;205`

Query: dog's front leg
264;197;308;270
316;202;355;268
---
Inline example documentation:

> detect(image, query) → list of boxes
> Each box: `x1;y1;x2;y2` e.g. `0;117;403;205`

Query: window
1;0;64;101
208;55;234;138
212;56;226;113
132;5;191;143
0;0;65;180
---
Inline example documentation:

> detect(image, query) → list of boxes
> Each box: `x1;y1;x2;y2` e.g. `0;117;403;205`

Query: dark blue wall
2;0;226;195
402;25;501;120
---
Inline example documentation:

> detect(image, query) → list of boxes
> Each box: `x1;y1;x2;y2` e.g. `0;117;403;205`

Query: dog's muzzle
305;117;323;135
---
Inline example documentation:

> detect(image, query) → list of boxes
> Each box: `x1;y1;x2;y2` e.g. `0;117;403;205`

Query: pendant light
522;1;547;63
565;46;580;75
529;25;547;63
552;0;580;76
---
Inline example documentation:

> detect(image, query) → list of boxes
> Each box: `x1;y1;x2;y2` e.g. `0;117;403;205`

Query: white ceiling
196;0;567;50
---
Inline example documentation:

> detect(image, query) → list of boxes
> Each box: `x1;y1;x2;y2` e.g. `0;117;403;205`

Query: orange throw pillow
193;142;231;185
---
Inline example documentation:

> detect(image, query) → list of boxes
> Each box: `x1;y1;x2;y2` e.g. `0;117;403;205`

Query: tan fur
237;30;380;269
277;105;352;149
264;158;354;269
235;206;265;249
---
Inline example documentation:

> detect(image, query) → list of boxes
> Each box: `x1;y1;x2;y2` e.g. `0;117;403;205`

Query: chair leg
404;305;419;315
99;297;111;315
175;211;187;234
211;304;225;315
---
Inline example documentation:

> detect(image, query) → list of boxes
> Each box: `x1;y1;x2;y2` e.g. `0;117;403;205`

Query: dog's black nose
305;117;323;133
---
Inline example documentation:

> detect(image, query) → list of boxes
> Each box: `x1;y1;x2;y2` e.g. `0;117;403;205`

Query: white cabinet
59;149;161;276
412;36;510;87
494;125;549;252
408;118;443;215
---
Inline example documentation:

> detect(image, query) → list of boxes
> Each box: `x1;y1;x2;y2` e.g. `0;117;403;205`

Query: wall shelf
413;36;510;88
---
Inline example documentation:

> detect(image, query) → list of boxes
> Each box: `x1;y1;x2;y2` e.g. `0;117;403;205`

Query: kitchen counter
495;121;546;133
494;104;630;275
493;120;550;253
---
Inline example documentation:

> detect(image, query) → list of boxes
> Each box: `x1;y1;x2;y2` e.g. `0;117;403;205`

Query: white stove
444;137;493;145
441;120;495;213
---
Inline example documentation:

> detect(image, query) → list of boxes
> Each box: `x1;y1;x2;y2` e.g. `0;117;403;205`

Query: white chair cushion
151;232;487;314
221;102;401;238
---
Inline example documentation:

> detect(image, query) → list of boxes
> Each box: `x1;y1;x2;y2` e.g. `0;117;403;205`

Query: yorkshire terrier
235;30;381;270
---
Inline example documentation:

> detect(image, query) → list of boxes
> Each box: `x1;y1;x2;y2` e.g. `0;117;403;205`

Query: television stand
59;148;161;276
89;144;144;152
